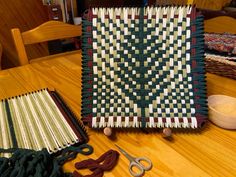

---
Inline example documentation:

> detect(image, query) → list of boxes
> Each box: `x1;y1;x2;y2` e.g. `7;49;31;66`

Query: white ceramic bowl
208;95;236;129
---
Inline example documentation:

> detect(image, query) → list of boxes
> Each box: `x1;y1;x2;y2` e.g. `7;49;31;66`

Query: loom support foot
104;127;113;137
162;128;172;138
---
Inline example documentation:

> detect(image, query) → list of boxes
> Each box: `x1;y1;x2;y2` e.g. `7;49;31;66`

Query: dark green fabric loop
0;144;93;177
4;100;18;148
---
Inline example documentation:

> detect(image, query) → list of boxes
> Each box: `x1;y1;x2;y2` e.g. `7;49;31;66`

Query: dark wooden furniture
0;0;48;68
45;4;63;21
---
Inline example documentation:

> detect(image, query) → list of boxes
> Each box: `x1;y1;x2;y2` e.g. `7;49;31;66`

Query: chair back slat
22;21;82;44
11;20;82;66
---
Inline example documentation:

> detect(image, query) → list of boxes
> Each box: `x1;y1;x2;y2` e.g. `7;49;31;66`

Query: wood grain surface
0;51;235;177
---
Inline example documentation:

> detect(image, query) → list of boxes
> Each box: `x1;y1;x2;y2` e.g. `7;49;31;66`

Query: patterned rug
82;6;208;129
205;33;236;57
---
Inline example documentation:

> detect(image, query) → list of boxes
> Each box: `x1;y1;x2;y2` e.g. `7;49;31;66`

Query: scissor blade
115;144;134;161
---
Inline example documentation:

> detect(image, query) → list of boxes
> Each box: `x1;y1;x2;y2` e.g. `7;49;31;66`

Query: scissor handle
129;161;145;177
134;157;152;171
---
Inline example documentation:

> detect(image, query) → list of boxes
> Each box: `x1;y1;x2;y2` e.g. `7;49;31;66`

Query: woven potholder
82;6;207;129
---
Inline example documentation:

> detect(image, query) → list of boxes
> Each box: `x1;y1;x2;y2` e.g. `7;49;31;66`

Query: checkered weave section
82;6;207;129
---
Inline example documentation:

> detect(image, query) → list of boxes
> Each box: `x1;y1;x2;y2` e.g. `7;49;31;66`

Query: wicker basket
205;54;236;80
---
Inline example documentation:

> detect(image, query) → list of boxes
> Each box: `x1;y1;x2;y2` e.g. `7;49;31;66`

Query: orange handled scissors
115;144;152;177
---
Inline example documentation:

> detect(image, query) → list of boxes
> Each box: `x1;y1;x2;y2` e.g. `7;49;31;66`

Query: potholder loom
82;6;208;129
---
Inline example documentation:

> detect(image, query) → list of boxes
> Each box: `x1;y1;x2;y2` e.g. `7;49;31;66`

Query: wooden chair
0;43;2;70
11;20;82;66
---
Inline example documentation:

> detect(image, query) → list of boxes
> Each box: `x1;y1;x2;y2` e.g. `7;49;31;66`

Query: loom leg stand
103;127;117;140
162;128;172;138
104;127;113;137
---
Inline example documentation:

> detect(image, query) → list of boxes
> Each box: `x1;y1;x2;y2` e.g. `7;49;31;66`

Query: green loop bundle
0;148;72;177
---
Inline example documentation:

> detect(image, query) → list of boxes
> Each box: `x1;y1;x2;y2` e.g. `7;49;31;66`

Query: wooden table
0;51;235;177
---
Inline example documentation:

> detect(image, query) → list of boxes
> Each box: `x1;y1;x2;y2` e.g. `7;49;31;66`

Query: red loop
73;150;119;177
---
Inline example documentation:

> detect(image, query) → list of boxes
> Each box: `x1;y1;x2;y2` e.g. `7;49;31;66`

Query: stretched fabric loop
0;148;62;177
0;144;93;177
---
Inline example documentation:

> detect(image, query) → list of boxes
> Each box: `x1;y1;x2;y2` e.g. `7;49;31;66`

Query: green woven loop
82;16;93;119
4;100;18;148
191;14;208;117
0;148;72;177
